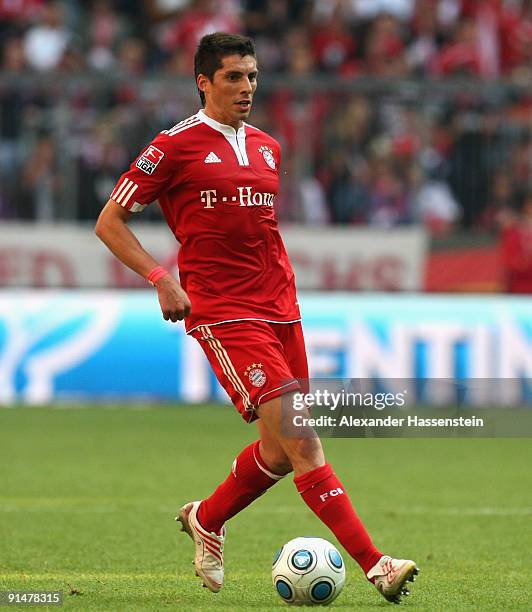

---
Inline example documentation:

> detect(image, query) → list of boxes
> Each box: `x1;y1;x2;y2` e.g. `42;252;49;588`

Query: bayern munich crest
259;145;276;170
244;363;267;387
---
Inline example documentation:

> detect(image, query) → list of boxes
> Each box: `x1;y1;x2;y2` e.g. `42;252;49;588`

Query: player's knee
260;446;293;476
286;436;324;468
269;456;293;476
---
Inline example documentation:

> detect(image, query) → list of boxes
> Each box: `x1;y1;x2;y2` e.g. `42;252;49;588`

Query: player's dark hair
194;32;256;106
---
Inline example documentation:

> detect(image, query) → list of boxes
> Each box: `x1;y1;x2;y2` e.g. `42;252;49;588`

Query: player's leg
256;419;293;476
177;322;298;592
255;394;382;570
177;441;286;592
266;323;383;571
177;417;292;591
192;323;294;534
255;394;418;602
196;423;291;535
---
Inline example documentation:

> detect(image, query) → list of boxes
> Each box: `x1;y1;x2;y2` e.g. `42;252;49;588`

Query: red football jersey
110;110;301;333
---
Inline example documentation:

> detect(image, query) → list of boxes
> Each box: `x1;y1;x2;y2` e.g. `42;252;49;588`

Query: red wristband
147;266;169;286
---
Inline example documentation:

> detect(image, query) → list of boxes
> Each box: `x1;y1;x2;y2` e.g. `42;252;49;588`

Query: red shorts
191;321;308;422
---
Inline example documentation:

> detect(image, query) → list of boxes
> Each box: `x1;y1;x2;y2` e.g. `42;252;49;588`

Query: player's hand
154;274;191;322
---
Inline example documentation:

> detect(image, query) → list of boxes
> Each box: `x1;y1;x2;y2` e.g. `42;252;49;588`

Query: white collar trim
197;109;249;166
197;109;245;137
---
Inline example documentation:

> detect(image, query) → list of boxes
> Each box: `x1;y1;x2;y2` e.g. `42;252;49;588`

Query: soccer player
95;32;418;604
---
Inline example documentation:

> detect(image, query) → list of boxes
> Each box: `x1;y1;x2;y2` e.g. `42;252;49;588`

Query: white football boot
176;501;225;593
367;555;419;603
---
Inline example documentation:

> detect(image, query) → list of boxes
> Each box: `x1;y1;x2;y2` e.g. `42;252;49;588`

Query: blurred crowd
0;0;530;233
1;0;531;78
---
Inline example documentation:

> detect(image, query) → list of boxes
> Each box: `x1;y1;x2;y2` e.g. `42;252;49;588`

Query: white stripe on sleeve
120;182;139;207
111;178;130;201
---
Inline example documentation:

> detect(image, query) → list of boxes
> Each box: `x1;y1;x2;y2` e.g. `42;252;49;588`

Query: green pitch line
0;406;531;610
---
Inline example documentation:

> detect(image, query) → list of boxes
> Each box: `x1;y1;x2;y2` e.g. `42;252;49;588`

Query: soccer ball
272;537;345;605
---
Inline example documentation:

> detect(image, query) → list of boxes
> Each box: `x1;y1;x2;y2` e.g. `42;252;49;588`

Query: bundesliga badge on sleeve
136;145;165;175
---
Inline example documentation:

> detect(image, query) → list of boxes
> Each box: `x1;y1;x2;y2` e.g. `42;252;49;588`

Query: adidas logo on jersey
204;152;222;163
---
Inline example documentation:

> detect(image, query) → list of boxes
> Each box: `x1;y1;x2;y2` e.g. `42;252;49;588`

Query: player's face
198;54;258;130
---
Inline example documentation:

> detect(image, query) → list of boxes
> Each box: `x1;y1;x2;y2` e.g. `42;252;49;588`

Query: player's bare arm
95;199;191;322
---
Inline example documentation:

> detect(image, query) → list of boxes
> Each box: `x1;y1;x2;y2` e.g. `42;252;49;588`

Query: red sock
294;463;382;575
198;440;283;533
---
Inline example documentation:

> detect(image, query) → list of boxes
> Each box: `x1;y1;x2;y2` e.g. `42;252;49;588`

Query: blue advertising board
0;291;530;405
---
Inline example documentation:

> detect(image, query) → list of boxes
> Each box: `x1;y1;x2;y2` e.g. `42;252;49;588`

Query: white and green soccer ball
272;537;346;605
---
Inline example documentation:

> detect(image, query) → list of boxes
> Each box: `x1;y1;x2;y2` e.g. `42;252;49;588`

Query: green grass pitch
1;405;531;610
